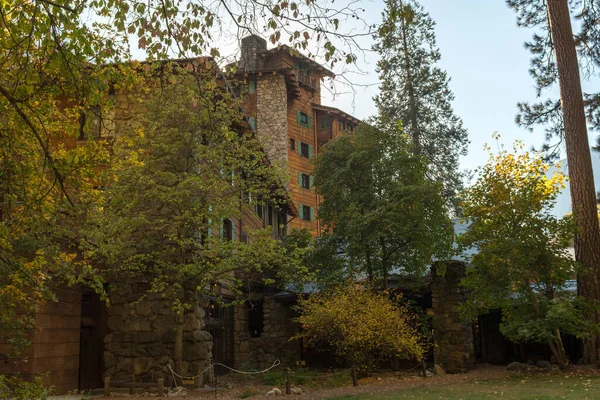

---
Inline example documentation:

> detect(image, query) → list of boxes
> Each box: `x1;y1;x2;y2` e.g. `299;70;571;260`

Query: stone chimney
239;35;267;71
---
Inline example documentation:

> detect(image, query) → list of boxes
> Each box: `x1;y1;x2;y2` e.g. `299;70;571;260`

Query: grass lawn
328;373;600;400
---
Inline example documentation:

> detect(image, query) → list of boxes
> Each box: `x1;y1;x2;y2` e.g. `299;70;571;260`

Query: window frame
301;205;311;222
300;142;310;158
301;173;310;189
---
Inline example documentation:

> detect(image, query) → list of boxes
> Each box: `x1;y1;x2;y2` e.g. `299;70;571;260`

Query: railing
295;69;318;90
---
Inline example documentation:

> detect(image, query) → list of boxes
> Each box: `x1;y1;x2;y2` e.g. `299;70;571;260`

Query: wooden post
285;371;291;395
158;378;164;397
104;376;110;397
351;366;358;387
421;360;427;378
130;374;135;395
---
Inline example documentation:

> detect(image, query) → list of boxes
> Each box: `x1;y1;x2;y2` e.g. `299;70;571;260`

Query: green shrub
237;387;261;398
0;375;51;400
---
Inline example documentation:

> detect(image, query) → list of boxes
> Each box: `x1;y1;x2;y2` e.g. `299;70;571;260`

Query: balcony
295;69;318;91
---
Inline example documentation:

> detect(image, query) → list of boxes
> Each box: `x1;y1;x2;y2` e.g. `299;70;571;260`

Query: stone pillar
431;261;475;373
256;75;288;167
239;35;267;71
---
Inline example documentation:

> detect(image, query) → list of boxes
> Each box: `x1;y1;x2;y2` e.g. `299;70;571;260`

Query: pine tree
507;0;600;364
374;0;469;202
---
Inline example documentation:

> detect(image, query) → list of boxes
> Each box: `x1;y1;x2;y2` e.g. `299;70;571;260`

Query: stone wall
256;75;289;168
234;296;301;369
103;283;212;382
431;261;475;373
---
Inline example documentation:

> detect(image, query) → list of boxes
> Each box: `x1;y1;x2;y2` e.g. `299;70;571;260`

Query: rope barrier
166;359;281;381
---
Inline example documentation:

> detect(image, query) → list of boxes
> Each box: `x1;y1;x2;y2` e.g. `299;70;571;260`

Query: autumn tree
313;121;453;288
0;0;370;387
294;284;425;372
85;68;311;378
374;0;469;202
507;0;600;363
459;139;592;369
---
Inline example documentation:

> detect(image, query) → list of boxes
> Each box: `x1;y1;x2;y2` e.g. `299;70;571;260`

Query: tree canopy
313;121;453;288
374;0;468;203
459;138;591;369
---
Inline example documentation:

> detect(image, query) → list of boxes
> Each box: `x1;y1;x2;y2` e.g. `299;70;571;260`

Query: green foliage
313;121;453;287
294;285;425;372
459;139;591;366
1;0;113;357
85;68;311;312
0;375;51;400
237;387;261;398
506;0;600;155
374;0;468;203
0;0;361;389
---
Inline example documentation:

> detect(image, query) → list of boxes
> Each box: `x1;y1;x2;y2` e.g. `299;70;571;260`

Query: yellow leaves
295;285;425;371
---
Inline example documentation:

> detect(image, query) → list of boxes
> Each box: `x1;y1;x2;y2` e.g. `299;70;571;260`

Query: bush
237;387;261;398
294;285;425;372
0;375;51;400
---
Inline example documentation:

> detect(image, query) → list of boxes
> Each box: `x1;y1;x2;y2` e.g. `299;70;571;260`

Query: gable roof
259;45;335;78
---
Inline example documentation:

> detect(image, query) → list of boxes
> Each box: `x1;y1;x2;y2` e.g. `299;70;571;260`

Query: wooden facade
0;289;82;395
232;36;360;237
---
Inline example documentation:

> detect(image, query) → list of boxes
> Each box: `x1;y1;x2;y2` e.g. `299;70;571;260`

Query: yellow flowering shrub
294;285;425;372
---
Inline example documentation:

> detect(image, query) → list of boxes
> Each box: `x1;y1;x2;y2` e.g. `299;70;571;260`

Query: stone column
431;261;475;373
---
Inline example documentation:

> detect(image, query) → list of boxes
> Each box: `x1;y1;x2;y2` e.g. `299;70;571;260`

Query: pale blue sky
320;0;576;173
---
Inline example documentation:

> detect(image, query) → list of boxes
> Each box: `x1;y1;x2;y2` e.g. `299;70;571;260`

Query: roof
259;45;335;78
312;103;361;124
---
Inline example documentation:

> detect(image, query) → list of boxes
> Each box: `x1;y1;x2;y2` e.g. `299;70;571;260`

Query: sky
119;0;599;178
319;0;550;174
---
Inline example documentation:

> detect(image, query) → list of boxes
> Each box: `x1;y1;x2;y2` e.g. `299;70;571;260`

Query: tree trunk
380;236;389;290
174;312;184;386
546;0;600;364
399;0;421;152
547;339;567;370
365;244;374;284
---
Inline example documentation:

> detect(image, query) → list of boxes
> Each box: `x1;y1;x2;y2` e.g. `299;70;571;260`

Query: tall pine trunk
399;0;421;152
546;0;600;364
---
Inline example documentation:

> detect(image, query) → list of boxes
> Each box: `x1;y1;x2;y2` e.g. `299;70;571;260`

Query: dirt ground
119;365;512;400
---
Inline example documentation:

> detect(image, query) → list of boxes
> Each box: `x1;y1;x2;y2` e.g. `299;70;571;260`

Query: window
241;232;249;244
248;117;256;131
320;117;331;130
299;204;313;222
299;112;308;125
222;219;234;241
267;204;273;226
297;111;311;128
248;80;256;94
79;105;102;140
339;120;346;131
248;301;264;338
349;124;354;132
290;138;295;150
300;142;310;158
256;204;264;220
298;172;312;189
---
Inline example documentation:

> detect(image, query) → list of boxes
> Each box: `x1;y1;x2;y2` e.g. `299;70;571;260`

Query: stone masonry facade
256;74;289;168
103;282;212;382
234;297;301;369
431;261;476;373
